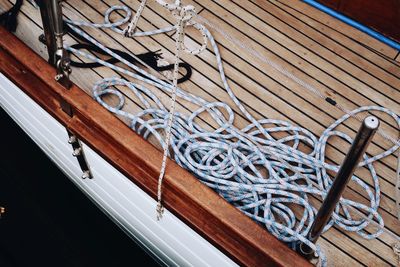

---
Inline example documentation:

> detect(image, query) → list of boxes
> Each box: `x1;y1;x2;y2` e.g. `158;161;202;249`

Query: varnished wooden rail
0;26;311;267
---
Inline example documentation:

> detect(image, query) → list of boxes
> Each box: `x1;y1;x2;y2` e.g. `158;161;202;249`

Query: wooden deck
1;0;400;266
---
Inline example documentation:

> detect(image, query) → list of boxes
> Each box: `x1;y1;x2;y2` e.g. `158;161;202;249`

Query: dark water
0;106;159;267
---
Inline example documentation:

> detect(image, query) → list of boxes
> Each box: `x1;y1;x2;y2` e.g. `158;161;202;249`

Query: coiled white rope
62;1;400;265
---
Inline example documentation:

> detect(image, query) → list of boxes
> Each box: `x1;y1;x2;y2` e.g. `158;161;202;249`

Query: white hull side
0;73;237;267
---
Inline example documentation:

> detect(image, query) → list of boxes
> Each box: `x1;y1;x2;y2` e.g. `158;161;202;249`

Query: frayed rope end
156;202;165;221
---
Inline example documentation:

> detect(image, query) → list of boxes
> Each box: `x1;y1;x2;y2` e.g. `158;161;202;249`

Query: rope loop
65;5;131;35
170;4;207;55
178;5;196;22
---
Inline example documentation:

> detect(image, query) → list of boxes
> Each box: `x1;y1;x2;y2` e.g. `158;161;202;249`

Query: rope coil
62;1;400;265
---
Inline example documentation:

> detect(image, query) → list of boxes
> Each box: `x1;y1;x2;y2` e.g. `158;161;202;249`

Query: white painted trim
0;73;237;267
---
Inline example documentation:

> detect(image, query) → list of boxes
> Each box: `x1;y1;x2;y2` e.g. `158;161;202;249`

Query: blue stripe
302;0;400;51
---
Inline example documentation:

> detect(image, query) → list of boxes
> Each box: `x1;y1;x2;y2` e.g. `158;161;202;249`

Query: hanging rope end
156;202;165;221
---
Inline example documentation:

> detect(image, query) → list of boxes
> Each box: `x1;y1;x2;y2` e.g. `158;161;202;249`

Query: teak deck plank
1;0;400;266
191;0;399;182
189;6;400;134
273;0;400;77
196;5;400;120
215;0;400;102
246;0;400;96
276;0;399;60
142;0;398;165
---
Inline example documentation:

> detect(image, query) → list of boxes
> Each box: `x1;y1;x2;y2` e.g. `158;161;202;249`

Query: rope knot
172;4;207;55
177;5;196;23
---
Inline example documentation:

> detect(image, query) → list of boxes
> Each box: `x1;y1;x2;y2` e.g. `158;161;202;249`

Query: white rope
62;1;400;265
123;0;147;37
156;4;199;220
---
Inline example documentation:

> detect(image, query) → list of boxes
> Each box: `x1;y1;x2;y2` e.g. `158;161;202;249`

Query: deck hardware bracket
72;147;82;157
67;131;93;179
52;0;71;89
39;0;72;89
54;47;72;89
39;0;73;116
297;116;379;260
38;1;57;66
68;135;76;144
38;32;72;90
81;171;91;180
